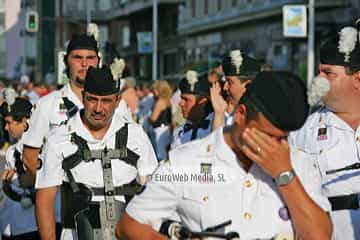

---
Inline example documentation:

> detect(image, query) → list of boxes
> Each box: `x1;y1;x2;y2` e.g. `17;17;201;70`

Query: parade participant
291;22;360;239
22;24;132;178
212;50;261;130
150;80;173;161
0;90;61;239
136;81;155;136
35;65;158;240
171;70;213;149
116;71;332;240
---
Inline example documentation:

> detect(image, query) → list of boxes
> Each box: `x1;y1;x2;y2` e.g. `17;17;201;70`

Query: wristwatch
275;169;296;186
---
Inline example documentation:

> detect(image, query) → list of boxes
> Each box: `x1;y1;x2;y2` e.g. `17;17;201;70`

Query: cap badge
229;50;243;74
186;70;198;92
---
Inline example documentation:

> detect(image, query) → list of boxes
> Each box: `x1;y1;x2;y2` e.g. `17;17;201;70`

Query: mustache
91;112;106;118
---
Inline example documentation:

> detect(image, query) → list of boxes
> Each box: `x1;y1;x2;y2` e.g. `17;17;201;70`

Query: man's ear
353;70;360;90
234;104;247;125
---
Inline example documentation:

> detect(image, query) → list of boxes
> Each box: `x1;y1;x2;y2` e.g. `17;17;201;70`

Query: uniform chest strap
62;124;139;192
328;194;359;211
62;97;78;118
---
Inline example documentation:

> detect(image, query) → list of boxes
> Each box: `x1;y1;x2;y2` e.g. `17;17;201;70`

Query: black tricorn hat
240;71;309;132
84;66;120;96
179;70;210;97
320;26;360;72
66;34;99;54
0;97;32;119
222;50;261;79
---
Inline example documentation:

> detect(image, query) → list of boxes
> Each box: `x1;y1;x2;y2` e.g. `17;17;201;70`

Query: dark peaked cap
84;66;119;96
0;97;32;118
320;35;360;71
222;50;261;78
66;34;99;54
240;71;309;131
179;71;210;97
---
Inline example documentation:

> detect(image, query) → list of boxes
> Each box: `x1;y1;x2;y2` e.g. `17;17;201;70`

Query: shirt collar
62;83;83;109
69;110;124;145
212;128;237;163
316;107;354;132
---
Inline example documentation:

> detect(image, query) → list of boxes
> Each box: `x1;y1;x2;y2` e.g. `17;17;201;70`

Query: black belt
328;194;359;211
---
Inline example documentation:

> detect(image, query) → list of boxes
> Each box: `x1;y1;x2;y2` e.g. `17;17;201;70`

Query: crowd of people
0;19;359;240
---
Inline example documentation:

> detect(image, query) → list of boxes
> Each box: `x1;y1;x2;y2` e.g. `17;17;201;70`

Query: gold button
244;180;252;188
206;144;211;152
202;196;209;202
356;136;360;142
244;212;252;220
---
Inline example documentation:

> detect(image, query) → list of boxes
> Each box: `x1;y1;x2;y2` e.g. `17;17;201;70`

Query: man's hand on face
240;127;292;178
210;81;227;114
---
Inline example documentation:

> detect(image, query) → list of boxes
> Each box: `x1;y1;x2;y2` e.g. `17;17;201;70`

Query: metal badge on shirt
200;163;212;175
317;127;328;141
59;102;67;115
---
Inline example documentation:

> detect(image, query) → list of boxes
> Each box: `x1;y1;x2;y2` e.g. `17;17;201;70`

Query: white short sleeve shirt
290;107;360;239
127;128;330;240
35;111;158;201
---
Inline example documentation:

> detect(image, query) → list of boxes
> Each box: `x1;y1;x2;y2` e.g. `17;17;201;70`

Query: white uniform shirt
35;111;158;203
290;107;360;239
171;112;213;149
23;83;133;149
127;128;330;240
0;140;38;236
23;83;83;148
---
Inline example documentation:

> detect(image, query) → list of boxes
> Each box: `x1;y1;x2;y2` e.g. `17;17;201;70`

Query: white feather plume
110;57;126;81
186;70;198;91
307;75;330;107
229;50;243;74
338;27;357;63
87;23;99;46
3;88;17;112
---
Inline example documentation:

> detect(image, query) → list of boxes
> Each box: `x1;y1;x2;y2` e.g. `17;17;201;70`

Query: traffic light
25;10;38;33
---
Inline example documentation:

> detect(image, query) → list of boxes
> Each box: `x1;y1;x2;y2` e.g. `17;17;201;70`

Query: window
218;0;222;11
164;52;177;75
191;0;196;17
232;0;237;7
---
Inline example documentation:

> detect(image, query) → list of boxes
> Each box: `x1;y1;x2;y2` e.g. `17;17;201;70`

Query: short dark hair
239;98;260;122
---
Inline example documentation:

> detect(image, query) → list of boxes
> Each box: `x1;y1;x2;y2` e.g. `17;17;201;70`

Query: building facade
179;0;360;80
1;0;37;80
55;0;359;82
56;0;184;82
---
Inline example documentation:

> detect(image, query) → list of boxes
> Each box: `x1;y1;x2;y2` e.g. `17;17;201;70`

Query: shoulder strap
14;149;25;175
62;97;79;118
62;133;91;192
116;123;128;159
115;123;140;168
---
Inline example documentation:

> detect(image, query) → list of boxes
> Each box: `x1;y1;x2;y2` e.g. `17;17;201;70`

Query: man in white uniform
211;50;261;129
116;71;333;240
171;70;213;149
22;33;100;177
22;32;132;178
291;23;360;239
35;66;158;240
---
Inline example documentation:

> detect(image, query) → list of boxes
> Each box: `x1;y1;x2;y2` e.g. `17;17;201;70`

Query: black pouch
61;182;100;228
